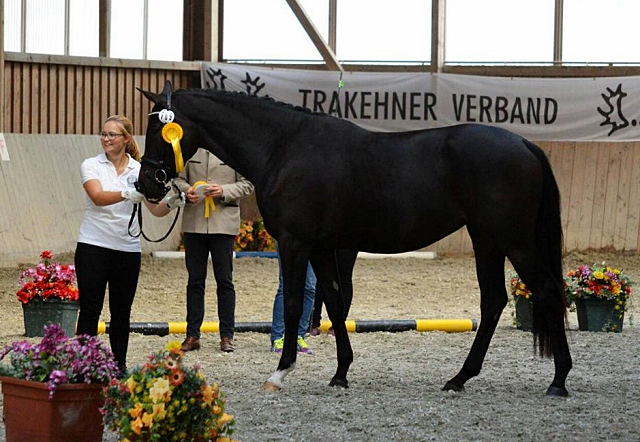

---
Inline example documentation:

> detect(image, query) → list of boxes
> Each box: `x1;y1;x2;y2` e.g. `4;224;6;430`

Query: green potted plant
17;250;80;337
509;275;533;331
565;263;633;332
102;341;237;441
0;323;120;441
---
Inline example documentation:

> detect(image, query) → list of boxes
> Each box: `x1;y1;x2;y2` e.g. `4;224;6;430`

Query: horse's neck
184;94;301;185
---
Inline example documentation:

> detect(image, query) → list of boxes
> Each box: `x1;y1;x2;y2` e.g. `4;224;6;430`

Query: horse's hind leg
310;249;357;388
443;245;508;392
508;250;571;397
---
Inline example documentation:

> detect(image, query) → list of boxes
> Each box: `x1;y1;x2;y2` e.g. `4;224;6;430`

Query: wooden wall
2;55;640;256
428;141;640;254
3;57;197;135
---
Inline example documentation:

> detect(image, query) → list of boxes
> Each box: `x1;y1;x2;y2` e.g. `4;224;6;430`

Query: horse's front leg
262;241;309;392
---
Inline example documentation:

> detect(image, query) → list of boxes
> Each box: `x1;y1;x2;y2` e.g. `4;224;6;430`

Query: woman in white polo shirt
75;114;181;373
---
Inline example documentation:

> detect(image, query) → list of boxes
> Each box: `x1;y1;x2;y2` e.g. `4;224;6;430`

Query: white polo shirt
77;153;142;252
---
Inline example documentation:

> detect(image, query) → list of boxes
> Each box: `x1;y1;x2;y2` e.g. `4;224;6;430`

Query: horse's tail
523;139;566;357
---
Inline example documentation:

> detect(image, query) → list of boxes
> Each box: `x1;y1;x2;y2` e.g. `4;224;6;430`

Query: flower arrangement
509;275;532;302
16;250;79;304
0;323;119;398
234;219;275;252
102;341;236;442
565;263;633;316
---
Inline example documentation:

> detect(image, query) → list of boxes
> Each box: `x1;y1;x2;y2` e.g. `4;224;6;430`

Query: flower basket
509;275;533;331
16;251;80;337
1;376;105;442
575;298;624;332
22;299;79;338
0;324;119;441
514;295;533;331
565;263;633;333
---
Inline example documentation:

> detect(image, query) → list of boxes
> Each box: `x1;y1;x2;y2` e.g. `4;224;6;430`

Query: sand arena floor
0;250;638;441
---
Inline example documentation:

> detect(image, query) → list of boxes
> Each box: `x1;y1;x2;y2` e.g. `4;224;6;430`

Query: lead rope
127;182;183;242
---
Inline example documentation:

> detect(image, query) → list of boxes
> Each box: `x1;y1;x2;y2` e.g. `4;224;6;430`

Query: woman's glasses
97;132;124;140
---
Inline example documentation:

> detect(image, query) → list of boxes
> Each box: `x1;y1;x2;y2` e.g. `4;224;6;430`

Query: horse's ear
161;80;173;97
137;87;166;106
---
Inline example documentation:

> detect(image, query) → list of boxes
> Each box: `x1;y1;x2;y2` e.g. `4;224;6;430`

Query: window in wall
25;0;66;55
564;0;640;64
147;0;183;61
110;0;145;59
69;0;99;57
3;0;22;51
445;0;554;64
337;0;431;63
223;0;329;62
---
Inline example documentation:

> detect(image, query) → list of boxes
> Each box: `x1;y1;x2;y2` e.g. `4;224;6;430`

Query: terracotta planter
514;296;533;331
22;299;79;337
575;298;624;332
0;376;105;442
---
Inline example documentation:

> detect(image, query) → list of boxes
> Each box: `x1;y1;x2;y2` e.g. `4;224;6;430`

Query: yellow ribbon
193;180;216;218
161;122;185;173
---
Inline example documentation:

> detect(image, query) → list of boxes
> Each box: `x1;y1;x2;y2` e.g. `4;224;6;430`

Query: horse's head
136;80;202;202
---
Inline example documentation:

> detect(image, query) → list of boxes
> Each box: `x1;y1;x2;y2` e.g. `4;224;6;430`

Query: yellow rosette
161;122;185;173
193;180;216;218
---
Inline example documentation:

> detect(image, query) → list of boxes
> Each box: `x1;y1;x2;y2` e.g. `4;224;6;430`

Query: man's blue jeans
270;256;316;343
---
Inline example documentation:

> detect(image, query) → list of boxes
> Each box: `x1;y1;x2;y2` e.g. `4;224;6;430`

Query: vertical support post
430;0;445;73
328;0;337;53
99;0;110;57
554;0;563;65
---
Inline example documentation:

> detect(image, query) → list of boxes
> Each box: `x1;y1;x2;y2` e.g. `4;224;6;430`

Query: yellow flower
126;376;137;392
593;271;604;279
165;341;182;352
141;412;154;428
131;416;144;435
149;378;171;403
152;403;166;420
217;413;234;426
129;403;144;419
202;384;214;405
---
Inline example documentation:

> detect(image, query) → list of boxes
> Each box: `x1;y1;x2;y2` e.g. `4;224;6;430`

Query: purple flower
0;324;119;399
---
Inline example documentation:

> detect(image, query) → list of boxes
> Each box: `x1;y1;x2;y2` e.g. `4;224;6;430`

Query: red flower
169;368;185;387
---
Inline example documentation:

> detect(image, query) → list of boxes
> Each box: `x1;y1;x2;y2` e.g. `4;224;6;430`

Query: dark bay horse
137;81;572;397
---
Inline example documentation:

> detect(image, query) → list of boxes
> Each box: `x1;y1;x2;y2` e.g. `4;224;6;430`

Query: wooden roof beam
285;0;343;72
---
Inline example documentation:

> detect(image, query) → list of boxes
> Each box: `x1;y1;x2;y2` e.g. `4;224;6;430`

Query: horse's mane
176;87;328;118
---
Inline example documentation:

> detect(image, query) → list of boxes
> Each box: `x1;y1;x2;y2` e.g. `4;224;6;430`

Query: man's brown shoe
180;336;201;352
220;337;236;353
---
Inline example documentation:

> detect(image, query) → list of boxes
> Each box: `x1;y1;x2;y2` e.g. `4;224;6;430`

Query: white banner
201;62;640;141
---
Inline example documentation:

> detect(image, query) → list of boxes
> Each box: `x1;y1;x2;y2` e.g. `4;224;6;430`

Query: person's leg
184;233;209;342
75;243;110;337
209;234;236;350
298;262;316;337
106;250;141;371
270;253;285;344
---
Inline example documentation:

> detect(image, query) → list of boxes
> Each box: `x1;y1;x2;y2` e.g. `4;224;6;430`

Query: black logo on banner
202;67;228;90
202;69;266;96
597;84;630;136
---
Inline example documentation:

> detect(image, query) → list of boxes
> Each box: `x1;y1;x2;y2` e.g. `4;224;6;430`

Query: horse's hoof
442;382;464;393
328;377;349;389
545;385;569;397
261;381;281;393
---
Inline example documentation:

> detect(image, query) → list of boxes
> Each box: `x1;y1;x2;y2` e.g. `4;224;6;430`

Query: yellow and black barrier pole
99;319;477;336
